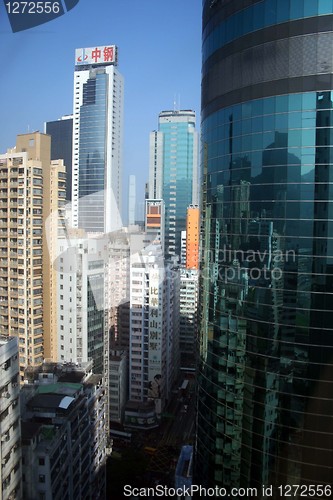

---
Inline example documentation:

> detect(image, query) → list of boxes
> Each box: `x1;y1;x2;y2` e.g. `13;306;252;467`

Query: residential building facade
0;133;65;377
179;268;198;371
129;244;179;420
0;336;21;500
21;362;107;500
56;232;107;375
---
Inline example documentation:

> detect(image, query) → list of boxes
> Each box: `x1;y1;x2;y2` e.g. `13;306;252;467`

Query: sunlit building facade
72;45;124;233
196;0;333;489
149;110;199;259
186;205;200;270
0;133;65;377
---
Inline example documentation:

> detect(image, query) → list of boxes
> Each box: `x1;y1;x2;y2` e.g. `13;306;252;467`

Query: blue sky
0;0;201;221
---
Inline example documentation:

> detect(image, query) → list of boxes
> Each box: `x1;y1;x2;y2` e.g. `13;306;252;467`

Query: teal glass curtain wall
196;0;333;489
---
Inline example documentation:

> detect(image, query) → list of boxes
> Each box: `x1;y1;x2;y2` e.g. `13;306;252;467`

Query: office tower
21;361;107;499
186;205;200;270
196;0;333;488
45;115;73;202
72;45;124;233
128;175;136;225
0;336;21;500
0;132;64;377
149;110;199;259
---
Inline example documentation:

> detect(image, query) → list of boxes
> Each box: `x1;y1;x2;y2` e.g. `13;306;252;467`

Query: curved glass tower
197;0;333;490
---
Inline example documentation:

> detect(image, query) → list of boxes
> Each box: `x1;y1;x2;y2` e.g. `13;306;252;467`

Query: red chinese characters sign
75;45;117;66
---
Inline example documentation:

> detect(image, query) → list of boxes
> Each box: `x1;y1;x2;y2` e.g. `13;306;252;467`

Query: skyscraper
197;0;333;489
72;45;124;233
149;110;199;259
45;115;73;202
129;241;179;420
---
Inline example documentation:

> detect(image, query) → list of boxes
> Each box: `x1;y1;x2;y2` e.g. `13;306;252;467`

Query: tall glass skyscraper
72;45;124;233
196;0;333;490
149;110;199;259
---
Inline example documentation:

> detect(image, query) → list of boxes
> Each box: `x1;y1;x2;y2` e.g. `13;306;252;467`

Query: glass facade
197;0;333;490
160;117;196;258
150;110;198;259
203;0;333;61
46;117;73;201
78;72;107;232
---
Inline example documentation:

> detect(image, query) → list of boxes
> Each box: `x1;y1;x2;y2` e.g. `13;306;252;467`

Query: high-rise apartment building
45;115;73;202
197;0;333;488
0;336;21;500
21;361;107;500
72;45;124;233
149;110;199;259
179;268;199;371
0;133;65;376
43;158;67;362
56;232;107;375
129;243;179;419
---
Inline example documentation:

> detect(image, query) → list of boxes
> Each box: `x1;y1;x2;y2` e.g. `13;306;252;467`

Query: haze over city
0;0;201;218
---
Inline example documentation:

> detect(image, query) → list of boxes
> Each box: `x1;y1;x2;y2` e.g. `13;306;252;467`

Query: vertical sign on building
148;269;163;415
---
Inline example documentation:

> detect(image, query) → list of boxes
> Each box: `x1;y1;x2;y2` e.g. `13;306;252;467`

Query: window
39;457;45;466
